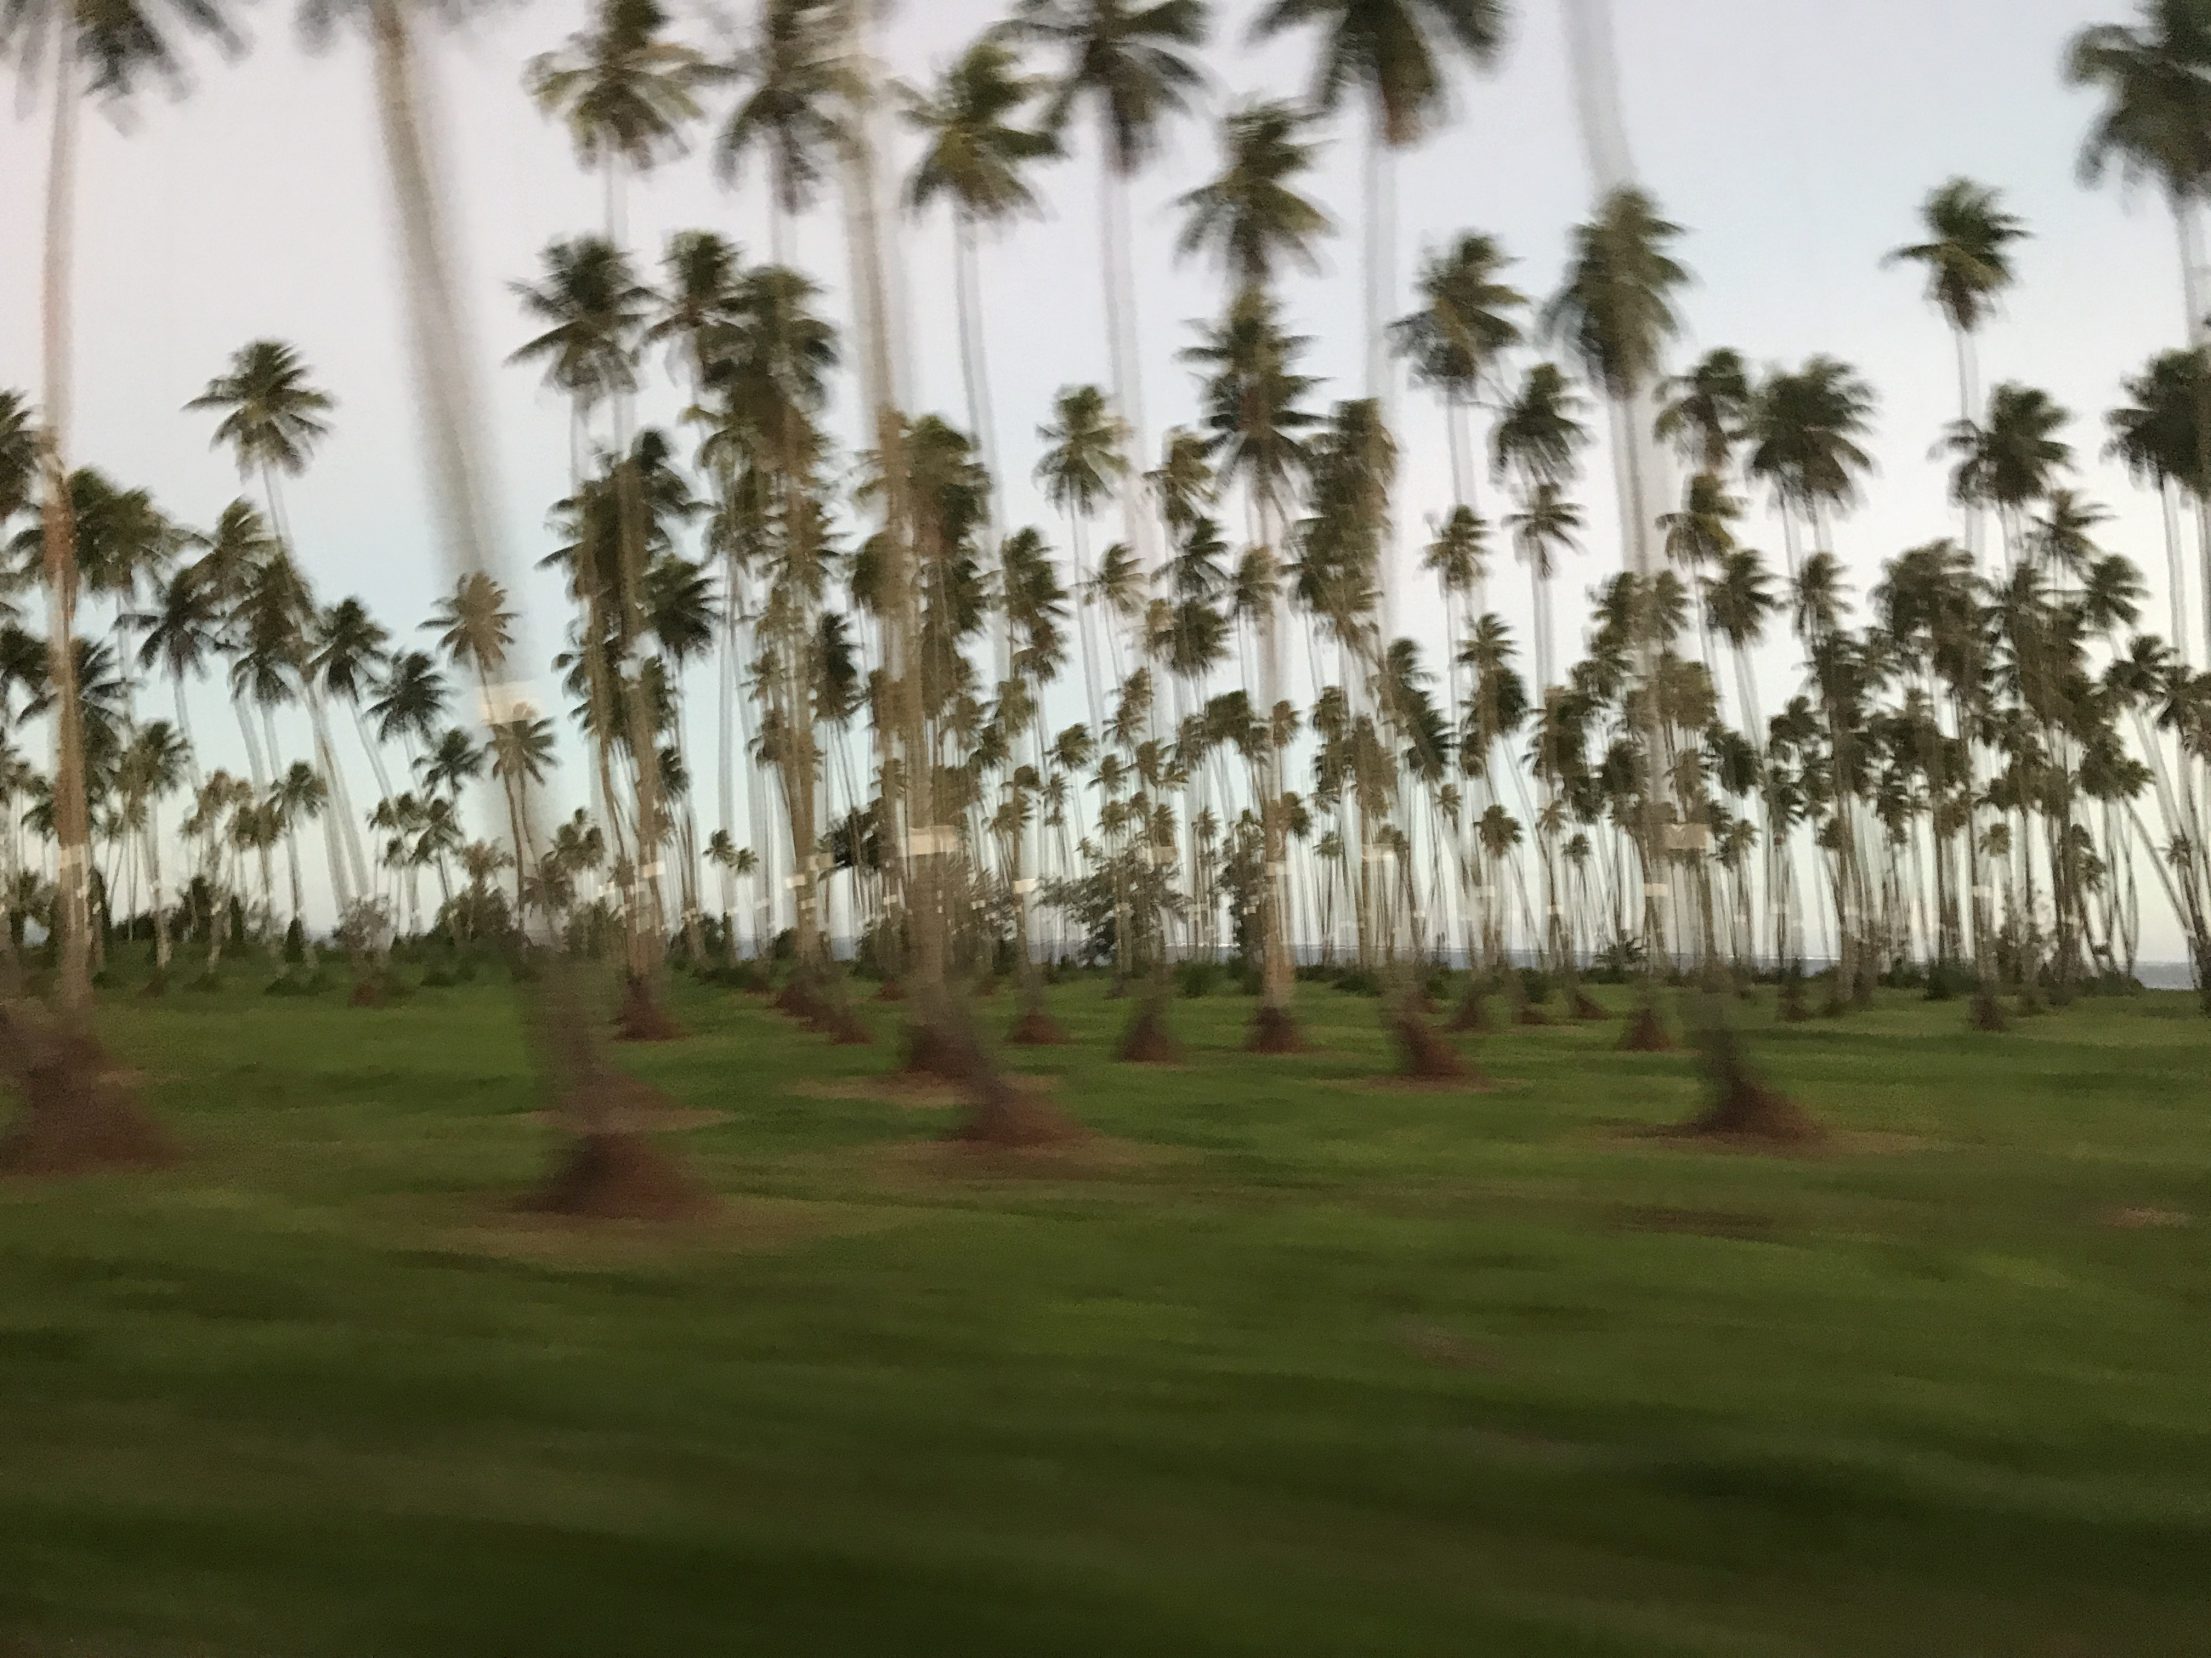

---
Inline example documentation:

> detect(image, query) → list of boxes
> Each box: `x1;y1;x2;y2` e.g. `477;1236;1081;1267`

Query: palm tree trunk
36;38;94;1019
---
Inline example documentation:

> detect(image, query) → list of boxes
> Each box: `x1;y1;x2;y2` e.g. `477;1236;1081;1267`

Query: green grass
3;972;2207;1656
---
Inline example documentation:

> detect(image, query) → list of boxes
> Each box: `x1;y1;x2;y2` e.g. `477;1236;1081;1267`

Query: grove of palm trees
0;1;2207;1651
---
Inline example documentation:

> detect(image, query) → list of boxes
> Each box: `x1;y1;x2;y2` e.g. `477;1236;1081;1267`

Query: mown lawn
2;973;2206;1656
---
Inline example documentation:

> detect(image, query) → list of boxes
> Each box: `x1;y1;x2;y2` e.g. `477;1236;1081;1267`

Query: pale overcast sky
0;0;2194;954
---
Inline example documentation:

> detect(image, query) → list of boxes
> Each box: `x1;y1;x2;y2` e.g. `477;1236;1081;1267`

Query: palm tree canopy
1541;186;1691;401
0;0;238;99
1175;98;1333;289
1389;231;1523;399
1655;348;1752;475
1251;0;1509;148
527;0;718;177
901;31;1059;226
510;237;654;408
1886;176;2029;336
2067;0;2211;200
1491;361;1586;487
1744;356;1878;517
1947;382;2073;513
1035;385;1130;516
715;0;846;214
187;341;335;479
1015;0;1209;176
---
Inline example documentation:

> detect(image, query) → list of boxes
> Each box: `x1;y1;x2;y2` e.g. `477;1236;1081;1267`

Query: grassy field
2;973;2206;1656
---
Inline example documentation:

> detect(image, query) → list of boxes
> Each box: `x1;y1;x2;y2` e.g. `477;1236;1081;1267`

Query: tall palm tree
1184;290;1319;1035
715;0;844;264
187;342;374;930
1888;178;2028;429
1175;97;1333;297
2108;345;2211;656
0;0;238;1035
1036;385;1132;726
1543;185;1693;996
901;26;1057;680
1018;0;1209;566
2067;0;2211;339
1947;382;2074;570
1743;356;1878;578
527;0;715;244
1390;231;1524;515
1253;0;1509;402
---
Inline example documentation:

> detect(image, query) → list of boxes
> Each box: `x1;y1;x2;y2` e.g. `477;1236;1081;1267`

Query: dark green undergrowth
1;975;2205;1655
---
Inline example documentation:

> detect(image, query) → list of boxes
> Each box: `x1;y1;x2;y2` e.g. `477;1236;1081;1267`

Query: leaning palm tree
1017;0;1209;562
1;0;235;1074
309;0;703;1214
2066;0;2211;339
2107;345;2211;656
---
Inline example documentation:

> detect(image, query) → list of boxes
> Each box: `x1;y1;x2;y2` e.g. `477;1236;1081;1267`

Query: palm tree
902;30;1057;553
715;0;844;264
1744;356;1878;578
310;596;394;798
1018;0;1209;564
2108;345;2211;656
116;719;190;977
1390;232;1524;513
0;0;237;1034
1888;178;2028;429
1947;383;2074;570
187;341;374;929
1253;0;1509;403
426;570;535;898
2067;0;2211;339
1036;385;1132;726
1176;98;1333;297
1507;482;1582;699
527;0;715;244
1656;348;1752;478
186;341;334;543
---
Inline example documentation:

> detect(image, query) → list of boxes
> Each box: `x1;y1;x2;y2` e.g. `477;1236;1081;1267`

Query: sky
0;0;2197;956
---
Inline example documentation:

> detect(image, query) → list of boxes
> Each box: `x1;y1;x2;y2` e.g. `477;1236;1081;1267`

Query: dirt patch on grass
524;1130;715;1221
0;1022;178;1179
1116;998;1184;1064
1397;1319;1504;1371
1246;1003;1305;1054
1616;1004;1676;1052
613;976;686;1043
1006;1004;1071;1046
